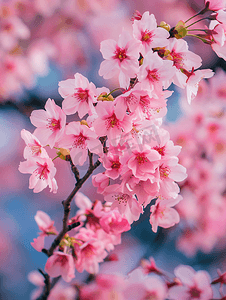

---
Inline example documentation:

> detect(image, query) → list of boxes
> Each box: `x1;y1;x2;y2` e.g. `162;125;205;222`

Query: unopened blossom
30;98;66;148
150;196;182;233
21;129;48;159
99;30;141;88
31;210;58;252
58;121;103;166
45;251;75;282
133;11;169;55
168;265;213;300
19;157;57;193
59;73;97;118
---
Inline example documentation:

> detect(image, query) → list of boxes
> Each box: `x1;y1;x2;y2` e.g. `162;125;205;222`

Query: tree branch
36;270;50;300
42;158;101;257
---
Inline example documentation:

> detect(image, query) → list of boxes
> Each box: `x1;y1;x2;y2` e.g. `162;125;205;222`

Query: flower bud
159;21;171;32
97;92;114;101
174;21;187;39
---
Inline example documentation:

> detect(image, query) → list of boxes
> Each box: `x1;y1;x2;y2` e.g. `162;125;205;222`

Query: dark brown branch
42;158;101;257
36;270;50;300
66;156;80;182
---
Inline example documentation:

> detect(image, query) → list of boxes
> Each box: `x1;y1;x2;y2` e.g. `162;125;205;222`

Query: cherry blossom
31;210;58;252
138;51;175;93
19;157;58;193
21;129;48;159
93;101;133;146
30;98;66;148
149;196;182;233
168;265;213;300
133;11;169;55
58;121;103;166
59;73;97;118
99;29;141;88
45;251;75;282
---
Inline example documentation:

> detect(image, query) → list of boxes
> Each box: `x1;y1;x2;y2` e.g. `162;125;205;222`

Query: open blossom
150;196;182;233
133;11;169;55
21;129;48;159
31;211;58;252
58;122;103;166
120;143;161;181
93;101;133;146
104;184;143;224
186;69;214;104
74;227;108;274
123;268;167;300
205;0;226;11
59;73;97;118
100;209;131;235
45;251;75;282
164;38;202;88
138;51;175;92
168;265;213;300
30;98;66;148
99;30;141;88
19;157;58;193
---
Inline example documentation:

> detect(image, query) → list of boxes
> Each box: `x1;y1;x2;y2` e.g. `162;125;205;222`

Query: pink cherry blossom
19;157;58;193
149;195;182;233
100;209;131;235
21;129;49;159
123;268;167;300
133;11;169;55
30;98;66;148
93;101;133;146
168;265;213;300
58;121;103;166
138;51;175;93
186;69;214;104
101;153;122;179
45;251;75;282
165;38;202;88
120;143;161;181
92;173;110;194
104;184;143;224
31;210;58;252
59;73;97;118
74;227;108;274
205;0;226;11
99;30;141;88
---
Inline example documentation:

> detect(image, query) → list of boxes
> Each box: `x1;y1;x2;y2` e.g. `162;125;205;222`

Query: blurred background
1;0;226;298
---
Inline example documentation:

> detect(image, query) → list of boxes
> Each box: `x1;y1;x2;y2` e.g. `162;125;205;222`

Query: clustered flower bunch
29;256;226;299
167;68;226;257
18;0;226;299
0;0;122;100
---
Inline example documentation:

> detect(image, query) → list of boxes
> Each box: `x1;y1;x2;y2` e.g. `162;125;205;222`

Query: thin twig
36;270;51;300
42;158;101;257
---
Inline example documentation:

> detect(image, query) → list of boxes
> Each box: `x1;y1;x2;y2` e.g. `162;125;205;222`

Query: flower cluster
0;0;124;100
167;68;226;256
30;255;226;299
18;1;226;296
